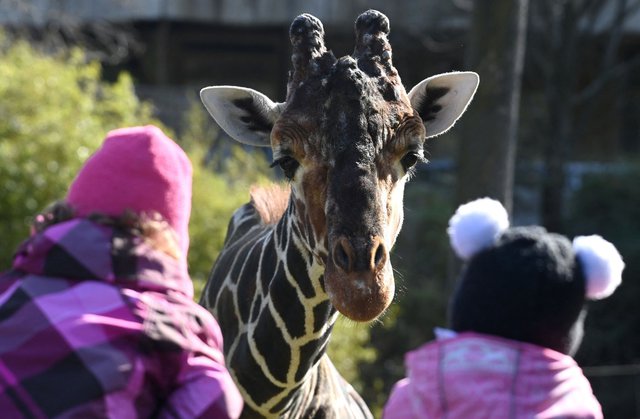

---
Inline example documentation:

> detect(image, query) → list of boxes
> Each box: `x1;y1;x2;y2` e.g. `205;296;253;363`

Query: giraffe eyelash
271;156;301;180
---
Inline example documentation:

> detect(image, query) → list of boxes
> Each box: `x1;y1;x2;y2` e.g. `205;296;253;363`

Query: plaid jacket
0;219;243;418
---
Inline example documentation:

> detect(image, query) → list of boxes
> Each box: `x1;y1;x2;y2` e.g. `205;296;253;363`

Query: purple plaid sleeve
158;354;243;419
0;219;243;418
0;274;243;418
0;277;142;418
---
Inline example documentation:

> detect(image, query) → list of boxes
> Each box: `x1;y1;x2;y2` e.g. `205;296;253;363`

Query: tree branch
601;0;630;68
573;53;640;105
624;0;640;15
451;0;474;13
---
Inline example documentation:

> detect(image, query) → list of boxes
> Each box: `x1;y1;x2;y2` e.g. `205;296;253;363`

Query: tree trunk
540;2;579;233
541;99;573;233
456;0;529;214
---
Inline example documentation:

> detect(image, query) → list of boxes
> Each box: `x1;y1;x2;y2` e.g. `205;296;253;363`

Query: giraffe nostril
372;241;387;270
333;239;353;272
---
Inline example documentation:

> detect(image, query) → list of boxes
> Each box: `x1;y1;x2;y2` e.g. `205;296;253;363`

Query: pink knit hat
67;125;192;256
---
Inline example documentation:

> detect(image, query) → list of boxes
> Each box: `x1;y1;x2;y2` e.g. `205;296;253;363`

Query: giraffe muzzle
325;235;394;322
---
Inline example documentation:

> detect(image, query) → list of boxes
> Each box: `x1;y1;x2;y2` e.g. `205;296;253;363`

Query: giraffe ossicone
200;9;478;417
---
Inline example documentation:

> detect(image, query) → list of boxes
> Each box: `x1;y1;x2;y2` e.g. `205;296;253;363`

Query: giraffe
199;10;478;418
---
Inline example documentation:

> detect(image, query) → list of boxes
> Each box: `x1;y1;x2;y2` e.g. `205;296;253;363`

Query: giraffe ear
200;86;283;147
408;71;479;138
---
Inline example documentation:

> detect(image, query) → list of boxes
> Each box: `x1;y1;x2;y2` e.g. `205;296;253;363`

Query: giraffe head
201;10;478;322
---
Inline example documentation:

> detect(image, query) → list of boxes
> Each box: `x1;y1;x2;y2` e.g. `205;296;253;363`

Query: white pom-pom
447;198;510;260
573;235;625;300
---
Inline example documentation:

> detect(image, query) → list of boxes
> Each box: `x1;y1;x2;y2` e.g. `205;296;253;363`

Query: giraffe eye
400;151;421;172
271;156;300;180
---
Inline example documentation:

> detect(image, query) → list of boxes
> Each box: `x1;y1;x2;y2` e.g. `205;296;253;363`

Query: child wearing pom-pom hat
383;198;624;419
0;126;243;418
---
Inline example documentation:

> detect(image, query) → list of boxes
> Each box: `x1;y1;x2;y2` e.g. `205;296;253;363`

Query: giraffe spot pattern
253;307;292;383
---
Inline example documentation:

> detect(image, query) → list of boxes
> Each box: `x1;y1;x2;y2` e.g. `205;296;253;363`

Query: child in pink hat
0;126;243;418
384;198;624;419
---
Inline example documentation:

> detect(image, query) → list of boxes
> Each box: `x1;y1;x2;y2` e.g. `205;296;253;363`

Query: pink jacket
384;332;602;419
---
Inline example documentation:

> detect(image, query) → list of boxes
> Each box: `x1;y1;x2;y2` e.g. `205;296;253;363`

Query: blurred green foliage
327;317;376;388
0;36;158;266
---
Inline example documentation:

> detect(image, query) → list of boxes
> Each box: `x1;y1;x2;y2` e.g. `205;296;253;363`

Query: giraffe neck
204;198;344;417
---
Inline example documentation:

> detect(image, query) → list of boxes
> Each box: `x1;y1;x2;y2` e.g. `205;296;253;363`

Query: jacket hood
12;218;193;299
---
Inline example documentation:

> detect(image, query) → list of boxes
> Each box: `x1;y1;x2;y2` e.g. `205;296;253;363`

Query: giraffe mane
249;184;291;225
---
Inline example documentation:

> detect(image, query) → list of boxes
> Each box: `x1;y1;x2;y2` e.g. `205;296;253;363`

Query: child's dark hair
33;201;181;259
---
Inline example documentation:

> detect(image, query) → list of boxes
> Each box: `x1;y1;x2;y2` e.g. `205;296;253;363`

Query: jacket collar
12;218;193;298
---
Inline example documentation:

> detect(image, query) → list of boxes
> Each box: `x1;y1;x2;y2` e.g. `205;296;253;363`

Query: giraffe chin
324;265;395;322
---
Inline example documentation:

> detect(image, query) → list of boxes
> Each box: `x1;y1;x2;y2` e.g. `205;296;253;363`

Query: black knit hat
447;198;624;355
